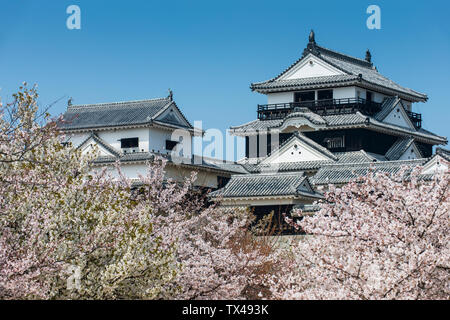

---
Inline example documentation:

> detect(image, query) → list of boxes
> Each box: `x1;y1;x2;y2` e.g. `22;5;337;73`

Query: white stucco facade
265;86;391;105
279;54;343;80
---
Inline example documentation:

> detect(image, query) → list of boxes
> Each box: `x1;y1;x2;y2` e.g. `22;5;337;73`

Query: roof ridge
322;157;426;168
359;149;377;161
316;45;373;68
68;97;170;110
230;119;260;129
231;171;305;178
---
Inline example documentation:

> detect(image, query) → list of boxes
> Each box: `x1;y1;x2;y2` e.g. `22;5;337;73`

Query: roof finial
365;49;372;63
309;29;316;44
303;29;319;57
67;97;73;106
168;88;173;101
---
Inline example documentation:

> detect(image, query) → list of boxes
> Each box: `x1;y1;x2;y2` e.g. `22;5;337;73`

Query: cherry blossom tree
0;85;176;299
133;159;280;300
0;84;279;300
271;168;449;300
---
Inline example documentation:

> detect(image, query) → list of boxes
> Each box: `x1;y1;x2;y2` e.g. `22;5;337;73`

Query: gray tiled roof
230;112;367;133
240;150;384;174
322;112;367;126
435;148;450;162
374;96;401;121
251;44;427;101
251;74;358;91
256;160;333;173
365;152;388;162
230;119;283;131
282;109;327;125
60;97;193;130
385;138;418;160
230;111;447;144
210;172;321;199
334;150;379;163
311;158;427;185
317;46;427;100
92;151;248;175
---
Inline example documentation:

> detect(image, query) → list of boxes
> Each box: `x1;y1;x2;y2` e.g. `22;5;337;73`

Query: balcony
405;110;422;129
257;98;383;121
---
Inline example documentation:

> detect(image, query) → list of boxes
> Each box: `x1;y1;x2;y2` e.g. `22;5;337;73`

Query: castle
60;31;449;220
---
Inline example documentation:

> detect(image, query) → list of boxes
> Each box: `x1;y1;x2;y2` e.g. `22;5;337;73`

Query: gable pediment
155;103;191;128
77;133;120;157
398;143;421;160
279;54;345;80
297;177;315;194
383;101;415;130
422;154;449;175
262;134;337;164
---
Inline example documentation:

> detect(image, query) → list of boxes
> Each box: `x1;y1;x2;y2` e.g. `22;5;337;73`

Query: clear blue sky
1;0;449;160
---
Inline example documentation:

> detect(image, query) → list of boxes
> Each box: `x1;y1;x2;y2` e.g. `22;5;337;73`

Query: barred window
325;136;345;149
120;138;139;149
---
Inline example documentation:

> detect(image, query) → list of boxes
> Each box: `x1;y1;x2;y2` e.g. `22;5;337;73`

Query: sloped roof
59;97;193;131
210;172;321;199
237;150;387;175
251;74;359;91
92;151;248;175
256;160;333;173
262;132;338;162
77;132;121;157
229;111;447;145
251;36;427;101
384;138;421;160
435;148;450;162
374;96;401;121
334;150;379;163
311;158;427;185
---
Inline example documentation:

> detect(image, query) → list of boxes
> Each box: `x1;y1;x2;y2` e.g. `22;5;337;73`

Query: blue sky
1;0;449;160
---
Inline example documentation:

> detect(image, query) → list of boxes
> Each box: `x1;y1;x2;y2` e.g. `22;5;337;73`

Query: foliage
270;168;450;300
0;84;279;300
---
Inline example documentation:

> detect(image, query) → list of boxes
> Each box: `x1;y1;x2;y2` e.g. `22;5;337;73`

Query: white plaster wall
68;127;192;155
95;163;221;188
148;127;173;153
267;87;360;105
64;133;114;156
281;55;343;80
270;141;329;164
421;157;449;175
384;108;412;128
267;92;293;104
97;128;149;152
398;146;419;160
65;133;89;148
333;87;357;100
265;86;391;105
354;88;388;103
372;91;387;103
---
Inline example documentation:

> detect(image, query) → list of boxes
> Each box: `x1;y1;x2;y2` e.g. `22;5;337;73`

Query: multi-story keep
211;31;448;217
59;93;246;189
58;30;448;219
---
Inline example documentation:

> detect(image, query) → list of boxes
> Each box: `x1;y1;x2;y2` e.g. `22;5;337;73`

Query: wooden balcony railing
257;98;382;120
405;110;422;129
